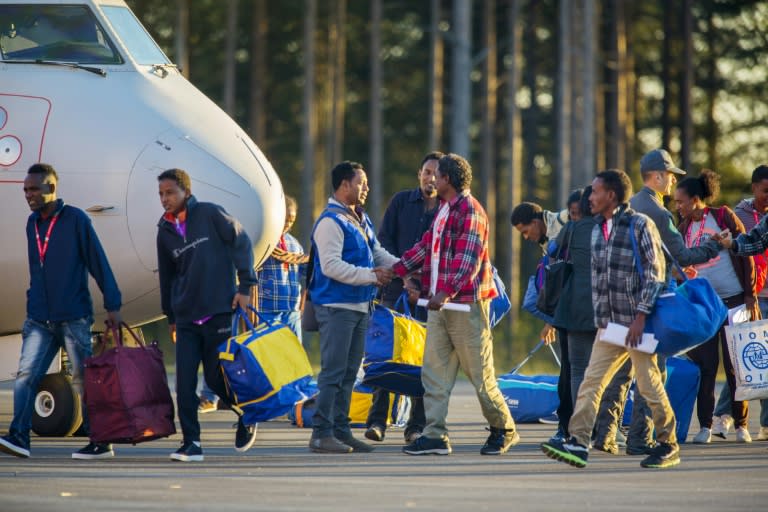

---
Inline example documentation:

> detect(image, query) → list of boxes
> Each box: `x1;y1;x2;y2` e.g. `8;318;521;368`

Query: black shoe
626;443;655;456
309;436;353;453
0;434;30;458
403;436;451;455
540;437;589;468
337;435;375;453
72;442;114;460
170;441;204;462
480;427;520;455
548;426;568;445
640;442;680;469
364;424;385;442
234;418;258;452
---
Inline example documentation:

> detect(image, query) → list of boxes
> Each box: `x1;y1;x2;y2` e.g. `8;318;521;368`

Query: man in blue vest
308;161;398;453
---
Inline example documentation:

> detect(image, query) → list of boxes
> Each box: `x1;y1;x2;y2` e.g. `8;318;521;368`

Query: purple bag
84;323;176;444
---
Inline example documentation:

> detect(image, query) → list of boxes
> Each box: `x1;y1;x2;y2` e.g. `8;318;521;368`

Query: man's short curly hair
438;153;472;191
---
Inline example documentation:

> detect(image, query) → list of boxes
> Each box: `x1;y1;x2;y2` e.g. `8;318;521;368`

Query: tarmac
0;381;766;512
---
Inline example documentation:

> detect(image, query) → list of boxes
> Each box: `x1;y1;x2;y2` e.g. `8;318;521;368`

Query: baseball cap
639;149;686;175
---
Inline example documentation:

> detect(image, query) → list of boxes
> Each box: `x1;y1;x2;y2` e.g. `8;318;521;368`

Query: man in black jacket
156;168;258;462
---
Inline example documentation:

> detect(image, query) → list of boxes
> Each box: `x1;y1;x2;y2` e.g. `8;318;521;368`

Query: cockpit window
101;6;169;66
0;5;122;64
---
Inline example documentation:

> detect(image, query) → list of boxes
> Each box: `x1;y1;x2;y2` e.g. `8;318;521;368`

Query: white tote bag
724;319;768;401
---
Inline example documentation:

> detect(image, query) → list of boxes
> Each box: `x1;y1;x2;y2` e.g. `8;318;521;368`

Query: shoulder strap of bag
629;215;686;283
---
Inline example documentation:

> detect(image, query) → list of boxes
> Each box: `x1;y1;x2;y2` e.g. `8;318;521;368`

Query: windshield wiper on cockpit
150;63;178;78
3;59;106;77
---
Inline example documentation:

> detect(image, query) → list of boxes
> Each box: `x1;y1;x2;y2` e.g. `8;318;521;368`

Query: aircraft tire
31;373;83;437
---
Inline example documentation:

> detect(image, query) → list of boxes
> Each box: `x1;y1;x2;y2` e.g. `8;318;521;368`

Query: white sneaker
712;415;733;439
692;427;711;444
757;426;768;441
735;427;752;443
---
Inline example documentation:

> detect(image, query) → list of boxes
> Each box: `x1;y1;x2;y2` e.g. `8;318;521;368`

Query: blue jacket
156;196;257;325
26;199;121;322
309;206;377;305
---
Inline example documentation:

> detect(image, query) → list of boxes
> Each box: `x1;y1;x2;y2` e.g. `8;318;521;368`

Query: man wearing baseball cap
594;148;724;457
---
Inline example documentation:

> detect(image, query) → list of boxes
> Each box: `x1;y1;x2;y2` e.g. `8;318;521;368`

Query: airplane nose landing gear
31;373;83;437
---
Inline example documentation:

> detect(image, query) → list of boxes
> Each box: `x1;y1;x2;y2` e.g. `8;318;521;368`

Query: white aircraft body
0;0;285;434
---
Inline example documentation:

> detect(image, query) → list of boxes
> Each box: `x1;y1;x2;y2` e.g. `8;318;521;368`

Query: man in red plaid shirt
393;153;519;456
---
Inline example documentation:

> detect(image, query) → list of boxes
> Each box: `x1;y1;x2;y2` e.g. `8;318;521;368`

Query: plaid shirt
733;212;768;257
393;191;497;303
592;208;665;328
256;233;305;312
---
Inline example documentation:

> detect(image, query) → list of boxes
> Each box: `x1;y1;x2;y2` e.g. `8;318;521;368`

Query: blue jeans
312;305;369;439
258;310;302;345
10;317;93;447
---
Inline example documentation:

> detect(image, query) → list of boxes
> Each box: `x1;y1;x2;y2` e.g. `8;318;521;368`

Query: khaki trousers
568;329;677;448
421;300;515;440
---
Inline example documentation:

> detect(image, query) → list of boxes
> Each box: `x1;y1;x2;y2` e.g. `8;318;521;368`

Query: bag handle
105;321;146;349
231;305;277;336
509;339;561;375
393;291;414;318
553;223;575;262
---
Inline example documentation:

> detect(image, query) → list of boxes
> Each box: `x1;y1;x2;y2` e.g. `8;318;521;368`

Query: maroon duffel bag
84;323;176;444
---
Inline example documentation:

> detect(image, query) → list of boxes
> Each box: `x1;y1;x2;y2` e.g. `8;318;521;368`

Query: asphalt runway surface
0;381;766;512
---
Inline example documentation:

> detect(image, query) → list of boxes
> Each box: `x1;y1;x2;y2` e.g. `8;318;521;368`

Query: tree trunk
249;0;267;147
578;0;597;189
223;0;239;117
369;0;383;220
174;0;189;78
450;0;472;158
661;1;674;150
680;0;694;170
502;0;523;333
300;0;318;242
328;0;347;167
428;0;444;151
556;0;572;206
481;0;497;253
605;0;627;171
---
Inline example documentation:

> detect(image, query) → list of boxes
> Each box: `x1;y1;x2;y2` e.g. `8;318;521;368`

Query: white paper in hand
599;322;658;354
728;304;749;325
416;298;471;312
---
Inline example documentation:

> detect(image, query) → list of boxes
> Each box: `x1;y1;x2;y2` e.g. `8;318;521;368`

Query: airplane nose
126;130;284;272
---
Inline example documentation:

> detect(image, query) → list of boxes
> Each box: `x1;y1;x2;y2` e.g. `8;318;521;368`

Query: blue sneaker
0;434;30;458
541;437;589;468
170;441;204;462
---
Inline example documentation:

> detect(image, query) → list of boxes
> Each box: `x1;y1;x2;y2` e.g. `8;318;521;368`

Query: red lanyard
685;208;708;247
35;212;60;268
601;221;610;241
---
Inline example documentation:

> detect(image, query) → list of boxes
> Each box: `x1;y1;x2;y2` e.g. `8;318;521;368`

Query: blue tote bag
629;217;728;355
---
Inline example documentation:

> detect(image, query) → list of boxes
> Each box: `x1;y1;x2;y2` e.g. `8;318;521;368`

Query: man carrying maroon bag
0;163;122;461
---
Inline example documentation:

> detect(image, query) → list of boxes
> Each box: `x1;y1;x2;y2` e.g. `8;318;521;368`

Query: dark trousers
688;294;747;429
367;391;426;435
313;305;369;439
556;328;573;432
175;314;235;443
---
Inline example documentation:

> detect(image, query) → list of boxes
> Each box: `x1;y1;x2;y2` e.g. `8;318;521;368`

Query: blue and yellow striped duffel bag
219;306;314;424
362;297;426;396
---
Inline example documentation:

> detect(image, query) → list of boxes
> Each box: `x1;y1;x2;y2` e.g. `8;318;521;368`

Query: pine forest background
130;0;768;373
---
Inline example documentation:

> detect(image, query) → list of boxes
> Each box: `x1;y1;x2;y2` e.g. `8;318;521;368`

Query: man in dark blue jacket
156;168;258;462
0;163;122;460
364;151;442;444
